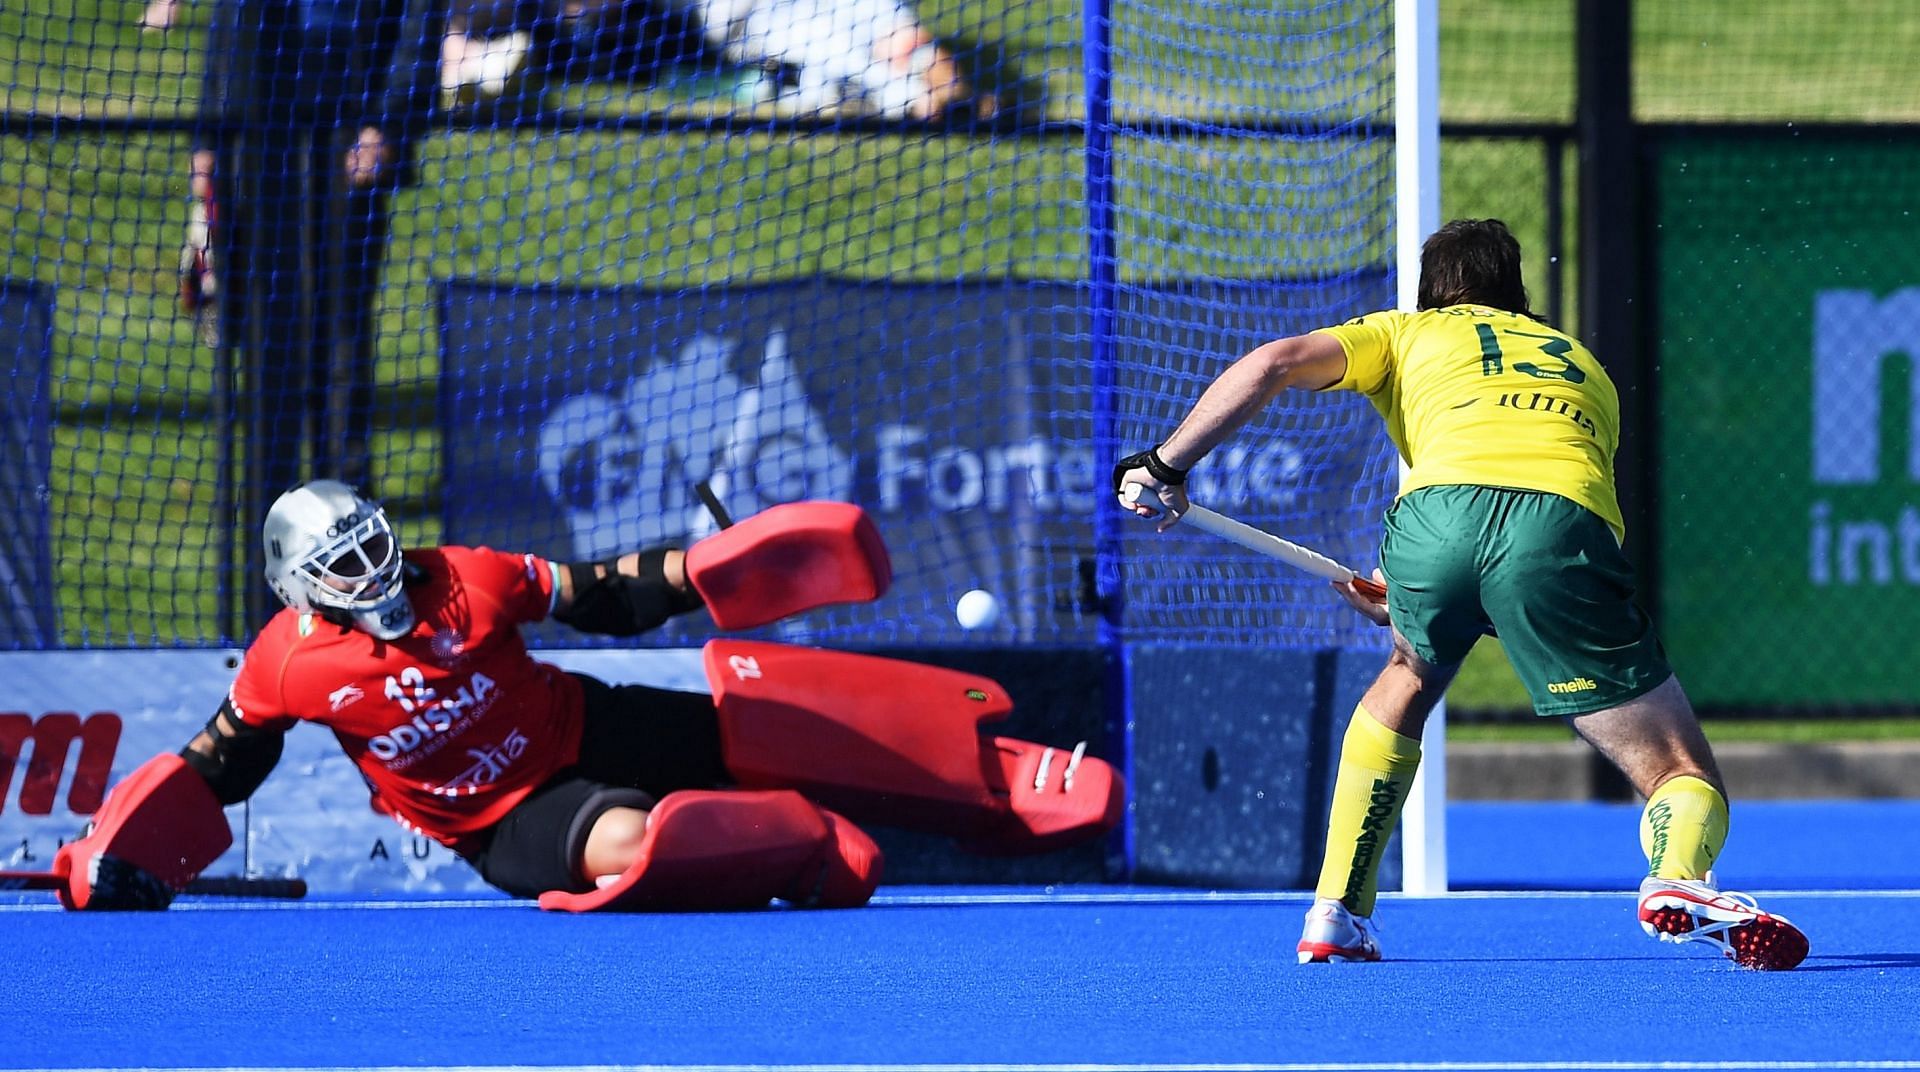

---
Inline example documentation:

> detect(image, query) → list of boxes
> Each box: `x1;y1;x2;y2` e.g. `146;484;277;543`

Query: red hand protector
684;501;890;629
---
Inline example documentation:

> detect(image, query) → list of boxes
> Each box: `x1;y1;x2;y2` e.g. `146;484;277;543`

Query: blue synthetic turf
5;802;1920;1071
1451;799;1920;890
5;892;1920;1068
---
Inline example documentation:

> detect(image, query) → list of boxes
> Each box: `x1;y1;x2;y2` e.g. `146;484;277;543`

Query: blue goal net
1;0;1396;651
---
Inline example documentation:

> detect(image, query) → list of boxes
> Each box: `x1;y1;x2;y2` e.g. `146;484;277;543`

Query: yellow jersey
1313;304;1624;538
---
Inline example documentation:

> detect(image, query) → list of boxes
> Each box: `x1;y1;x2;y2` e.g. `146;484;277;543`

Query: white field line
30;1061;1920;1072
7;887;1920;912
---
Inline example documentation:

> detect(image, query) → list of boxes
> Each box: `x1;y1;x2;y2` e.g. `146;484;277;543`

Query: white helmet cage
262;480;414;639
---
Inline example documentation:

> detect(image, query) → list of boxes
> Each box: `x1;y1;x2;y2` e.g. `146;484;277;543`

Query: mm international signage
1655;135;1920;707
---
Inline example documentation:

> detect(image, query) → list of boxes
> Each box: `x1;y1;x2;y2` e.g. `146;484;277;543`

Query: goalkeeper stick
0;870;308;900
1122;484;1387;603
694;479;735;529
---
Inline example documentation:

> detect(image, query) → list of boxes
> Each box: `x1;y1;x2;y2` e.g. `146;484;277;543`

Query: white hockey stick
1122;484;1387;603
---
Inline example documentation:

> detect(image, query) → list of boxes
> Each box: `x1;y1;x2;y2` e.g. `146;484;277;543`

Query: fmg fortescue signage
1655;136;1920;707
436;277;1392;649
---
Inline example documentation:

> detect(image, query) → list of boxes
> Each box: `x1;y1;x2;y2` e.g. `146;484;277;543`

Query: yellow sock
1313;705;1422;917
1639;775;1728;880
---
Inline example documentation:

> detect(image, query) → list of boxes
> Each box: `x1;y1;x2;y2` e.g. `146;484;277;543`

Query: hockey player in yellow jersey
1113;219;1807;971
1321;294;1621;538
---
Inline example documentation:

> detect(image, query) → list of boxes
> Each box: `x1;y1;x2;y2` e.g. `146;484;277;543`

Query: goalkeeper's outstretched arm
180;700;288;805
551;502;894;636
552;547;706;637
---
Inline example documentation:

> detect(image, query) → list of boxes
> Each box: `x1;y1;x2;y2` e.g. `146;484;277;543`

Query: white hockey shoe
1638;872;1809;971
1296;897;1382;964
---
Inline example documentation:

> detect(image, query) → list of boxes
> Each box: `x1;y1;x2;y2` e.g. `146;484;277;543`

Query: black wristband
555;548;703;637
637;547;706;615
1143;446;1189;486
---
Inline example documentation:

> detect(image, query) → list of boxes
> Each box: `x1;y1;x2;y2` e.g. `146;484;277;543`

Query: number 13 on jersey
1475;323;1589;383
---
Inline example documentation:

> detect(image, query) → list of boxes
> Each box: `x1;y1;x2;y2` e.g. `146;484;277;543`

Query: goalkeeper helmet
263;480;415;640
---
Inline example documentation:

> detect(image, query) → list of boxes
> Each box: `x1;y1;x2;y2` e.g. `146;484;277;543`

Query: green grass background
5;0;1919;730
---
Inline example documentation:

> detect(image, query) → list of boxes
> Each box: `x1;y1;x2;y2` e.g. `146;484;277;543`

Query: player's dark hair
1417;218;1533;317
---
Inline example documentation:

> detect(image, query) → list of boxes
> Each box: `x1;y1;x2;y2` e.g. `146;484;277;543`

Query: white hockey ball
955;589;1001;630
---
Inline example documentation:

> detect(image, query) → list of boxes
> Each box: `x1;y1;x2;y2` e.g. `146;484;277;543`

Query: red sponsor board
0;712;122;817
1;649;706;895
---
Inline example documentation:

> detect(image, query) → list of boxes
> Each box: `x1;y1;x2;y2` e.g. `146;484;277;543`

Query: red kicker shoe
1638;873;1810;971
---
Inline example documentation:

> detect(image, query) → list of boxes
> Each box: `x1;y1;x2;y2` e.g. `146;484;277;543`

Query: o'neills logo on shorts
1546;676;1598;695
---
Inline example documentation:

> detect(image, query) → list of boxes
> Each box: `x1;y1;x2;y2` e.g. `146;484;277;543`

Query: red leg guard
807;808;885;908
52;753;233;910
536;790;881;913
704;640;1125;855
684;501;891;630
958;736;1128;855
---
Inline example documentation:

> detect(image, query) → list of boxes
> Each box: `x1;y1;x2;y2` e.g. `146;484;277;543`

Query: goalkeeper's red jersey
228;545;584;845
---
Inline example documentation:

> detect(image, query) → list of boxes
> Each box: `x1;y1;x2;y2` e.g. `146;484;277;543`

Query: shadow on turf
1384;953;1920;970
1371;959;1920;975
1792;952;1920;972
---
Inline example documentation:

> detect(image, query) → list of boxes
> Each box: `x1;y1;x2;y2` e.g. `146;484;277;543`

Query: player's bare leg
1354;630;1457;741
1299;631;1456;963
1571;675;1808;970
1571;677;1724;883
582;805;653;886
1567;675;1722;799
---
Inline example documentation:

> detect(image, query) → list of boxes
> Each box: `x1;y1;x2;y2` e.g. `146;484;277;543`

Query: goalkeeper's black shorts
460;673;728;898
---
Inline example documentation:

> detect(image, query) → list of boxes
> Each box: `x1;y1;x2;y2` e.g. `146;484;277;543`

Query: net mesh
1;0;1398;653
1652;132;1920;710
1435;0;1920;715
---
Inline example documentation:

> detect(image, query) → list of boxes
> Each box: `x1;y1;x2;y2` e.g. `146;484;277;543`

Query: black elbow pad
554;547;704;637
180;702;284;805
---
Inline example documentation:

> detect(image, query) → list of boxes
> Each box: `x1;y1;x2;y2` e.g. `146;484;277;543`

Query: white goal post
1395;0;1448;897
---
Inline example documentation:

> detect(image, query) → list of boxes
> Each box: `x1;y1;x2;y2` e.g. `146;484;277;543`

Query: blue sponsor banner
0;281;55;649
437;277;1392;648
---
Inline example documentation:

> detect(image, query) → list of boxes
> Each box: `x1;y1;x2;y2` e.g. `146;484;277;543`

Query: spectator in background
182;0;442;507
692;0;987;118
437;0;564;106
438;0;992;119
